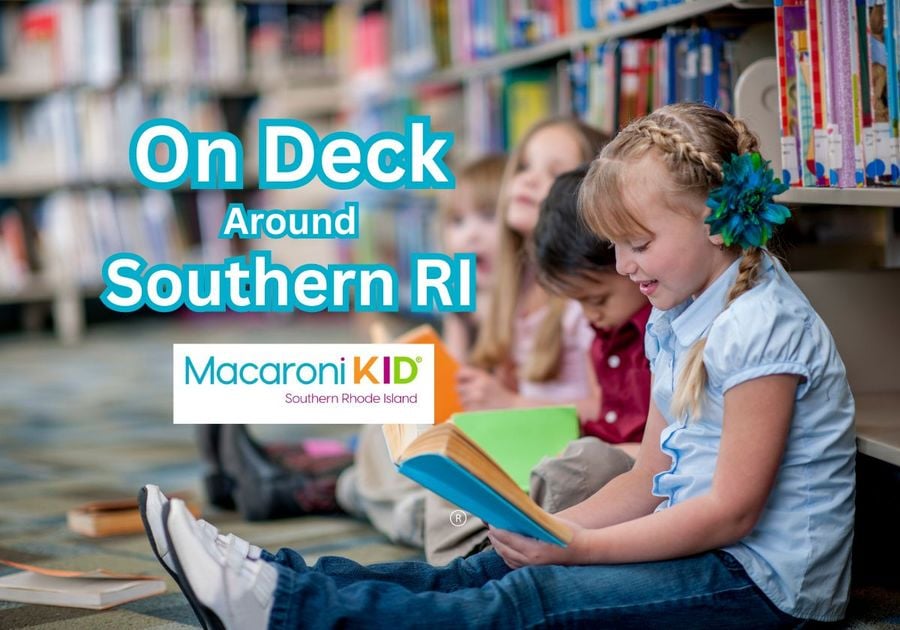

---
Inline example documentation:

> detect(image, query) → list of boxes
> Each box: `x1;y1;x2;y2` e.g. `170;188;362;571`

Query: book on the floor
0;559;165;610
393;324;463;424
66;494;201;538
382;408;576;546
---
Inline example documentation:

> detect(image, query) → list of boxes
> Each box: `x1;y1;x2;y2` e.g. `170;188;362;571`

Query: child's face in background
506;125;584;237
609;155;733;311
562;271;648;330
443;182;498;289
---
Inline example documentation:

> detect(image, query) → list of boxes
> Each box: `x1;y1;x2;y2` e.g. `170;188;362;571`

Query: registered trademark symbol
416;356;422;363
449;510;468;527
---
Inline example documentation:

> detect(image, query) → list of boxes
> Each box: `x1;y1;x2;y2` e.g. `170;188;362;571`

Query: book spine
820;0;840;187
848;1;869;184
619;39;639;127
866;0;894;184
587;43;613;134
885;0;900;183
577;0;595;29
774;0;805;187
700;28;719;108
806;0;830;186
827;0;864;187
653;38;664;109
795;29;819;187
570;47;589;119
685;28;700;103
856;0;876;185
612;42;622;133
663;29;682;106
638;39;653;117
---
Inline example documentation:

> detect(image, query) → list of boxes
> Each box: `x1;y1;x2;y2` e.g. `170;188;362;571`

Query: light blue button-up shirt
645;255;856;622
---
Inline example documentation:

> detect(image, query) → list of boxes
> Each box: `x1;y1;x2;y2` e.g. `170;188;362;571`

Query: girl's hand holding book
487;518;585;569
456;365;521;411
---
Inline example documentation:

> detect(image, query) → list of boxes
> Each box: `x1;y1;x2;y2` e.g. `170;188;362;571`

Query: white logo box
173;344;434;424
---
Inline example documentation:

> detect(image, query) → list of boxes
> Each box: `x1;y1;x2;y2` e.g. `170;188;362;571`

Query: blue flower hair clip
705;152;791;249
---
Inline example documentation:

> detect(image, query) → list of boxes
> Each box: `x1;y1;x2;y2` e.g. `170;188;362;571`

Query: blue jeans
261;548;803;629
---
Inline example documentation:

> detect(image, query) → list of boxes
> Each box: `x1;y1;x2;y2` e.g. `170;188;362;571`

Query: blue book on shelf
576;0;596;29
662;28;684;105
471;0;491;58
570;49;590;119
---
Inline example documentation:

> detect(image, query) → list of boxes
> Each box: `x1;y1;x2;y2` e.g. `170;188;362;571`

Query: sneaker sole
163;500;226;630
138;486;206;625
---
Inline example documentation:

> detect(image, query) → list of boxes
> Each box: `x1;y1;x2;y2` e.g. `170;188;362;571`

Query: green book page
452;406;579;491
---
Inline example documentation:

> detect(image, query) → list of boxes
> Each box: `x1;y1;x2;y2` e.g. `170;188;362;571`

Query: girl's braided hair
579;103;765;419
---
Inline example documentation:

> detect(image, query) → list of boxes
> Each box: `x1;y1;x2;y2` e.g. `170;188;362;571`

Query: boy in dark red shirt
529;164;651;513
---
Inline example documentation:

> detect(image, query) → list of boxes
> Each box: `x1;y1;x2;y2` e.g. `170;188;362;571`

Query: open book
0;560;165;610
383;407;578;546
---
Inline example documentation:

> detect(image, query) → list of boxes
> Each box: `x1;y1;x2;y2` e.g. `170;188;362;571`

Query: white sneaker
139;484;262;579
165;499;277;630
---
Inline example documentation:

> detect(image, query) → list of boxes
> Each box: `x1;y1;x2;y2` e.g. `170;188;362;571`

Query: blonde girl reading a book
143;103;855;628
333;154;507;549
458;118;609;411
426;161;652;566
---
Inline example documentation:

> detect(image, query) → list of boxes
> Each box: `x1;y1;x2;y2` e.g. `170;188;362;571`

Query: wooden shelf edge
778;188;900;207
0;75;342;101
854;392;900;468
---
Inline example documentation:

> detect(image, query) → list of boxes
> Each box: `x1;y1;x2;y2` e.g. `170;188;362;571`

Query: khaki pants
335;424;429;547
423;437;635;566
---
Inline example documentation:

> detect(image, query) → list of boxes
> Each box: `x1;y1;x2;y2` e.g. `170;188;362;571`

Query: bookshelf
0;0;896;475
1;0;898;346
388;0;900;470
0;0;353;343
420;0;770;86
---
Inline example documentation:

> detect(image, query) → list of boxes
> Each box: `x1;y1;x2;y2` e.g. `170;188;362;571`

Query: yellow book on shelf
382;422;572;546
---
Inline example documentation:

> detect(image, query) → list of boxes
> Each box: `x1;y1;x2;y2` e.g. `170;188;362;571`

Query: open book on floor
0;560;165;610
383;406;579;546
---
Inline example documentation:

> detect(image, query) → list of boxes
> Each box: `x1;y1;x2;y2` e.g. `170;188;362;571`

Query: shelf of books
416;0;764;86
0;0;354;342
2;0;898;341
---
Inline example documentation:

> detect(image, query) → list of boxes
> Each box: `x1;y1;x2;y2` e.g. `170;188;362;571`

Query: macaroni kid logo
173;344;435;424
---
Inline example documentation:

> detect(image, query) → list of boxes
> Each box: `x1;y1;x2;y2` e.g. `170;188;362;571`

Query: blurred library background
0;0;898;626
